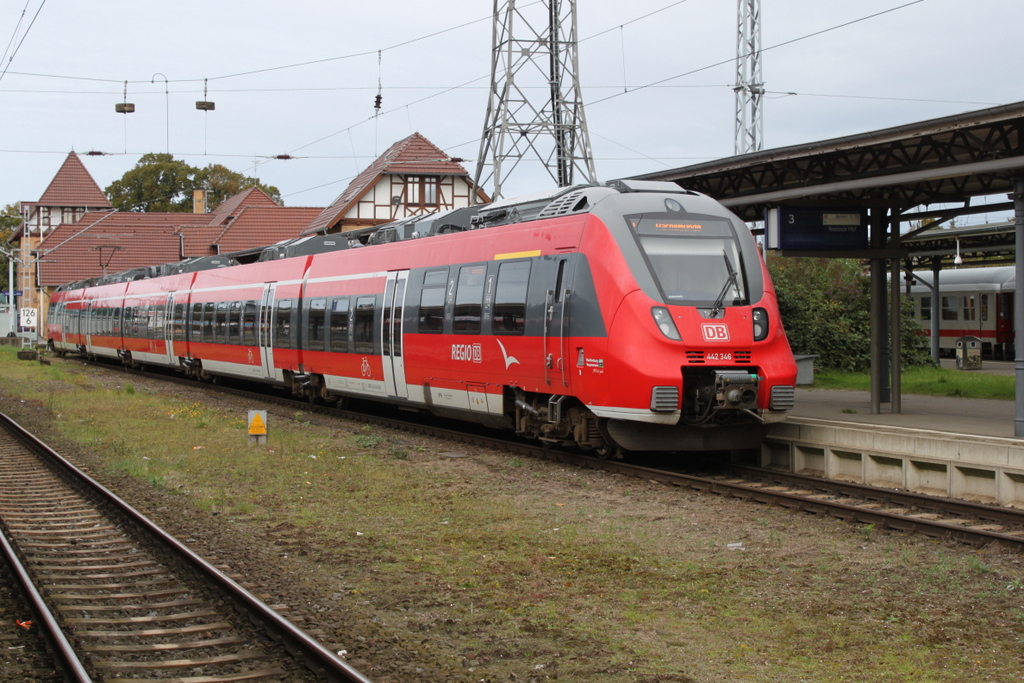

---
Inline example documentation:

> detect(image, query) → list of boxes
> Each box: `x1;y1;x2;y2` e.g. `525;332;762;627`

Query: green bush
767;256;933;372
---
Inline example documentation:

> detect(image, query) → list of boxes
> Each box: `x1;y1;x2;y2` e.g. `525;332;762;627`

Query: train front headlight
651;307;681;341
752;307;769;342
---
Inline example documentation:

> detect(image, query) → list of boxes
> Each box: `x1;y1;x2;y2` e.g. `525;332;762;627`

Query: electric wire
586;0;928;107
0;0;45;84
0;0;31;73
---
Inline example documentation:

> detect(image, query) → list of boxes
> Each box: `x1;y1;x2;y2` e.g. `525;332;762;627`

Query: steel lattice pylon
473;0;597;201
734;0;764;155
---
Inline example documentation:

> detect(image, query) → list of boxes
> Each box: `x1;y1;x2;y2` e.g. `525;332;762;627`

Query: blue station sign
765;207;868;250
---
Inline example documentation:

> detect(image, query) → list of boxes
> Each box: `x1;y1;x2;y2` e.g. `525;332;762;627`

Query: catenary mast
474;0;597;201
734;0;764;155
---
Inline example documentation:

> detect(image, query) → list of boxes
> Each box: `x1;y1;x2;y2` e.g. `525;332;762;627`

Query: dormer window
405;176;438;208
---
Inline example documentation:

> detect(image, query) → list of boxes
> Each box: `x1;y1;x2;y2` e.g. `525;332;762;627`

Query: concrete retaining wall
764;417;1024;507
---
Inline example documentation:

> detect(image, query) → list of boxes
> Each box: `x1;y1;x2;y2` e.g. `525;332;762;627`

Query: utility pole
734;0;764;155
474;0;597;201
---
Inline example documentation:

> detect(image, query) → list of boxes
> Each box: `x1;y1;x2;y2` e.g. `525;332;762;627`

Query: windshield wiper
710;251;740;317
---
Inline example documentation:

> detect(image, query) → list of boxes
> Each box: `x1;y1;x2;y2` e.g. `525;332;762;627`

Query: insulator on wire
374;94;382;111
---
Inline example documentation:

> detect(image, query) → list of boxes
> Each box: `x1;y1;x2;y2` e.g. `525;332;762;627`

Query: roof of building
36;213;187;286
36;190;325;285
632;100;1024;223
180;205;324;257
36;152;111;209
209;205;325;256
302;132;469;235
206;186;281;226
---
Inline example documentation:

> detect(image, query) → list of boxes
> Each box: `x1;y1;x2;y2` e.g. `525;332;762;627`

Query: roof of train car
909;265;1015;293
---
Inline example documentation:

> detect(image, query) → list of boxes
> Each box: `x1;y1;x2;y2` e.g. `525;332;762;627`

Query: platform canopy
632;100;1024;228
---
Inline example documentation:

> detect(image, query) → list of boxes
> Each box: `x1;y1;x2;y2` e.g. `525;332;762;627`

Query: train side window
329;297;350;352
124;307;134;337
275;299;293;349
920;296;931;321
214;301;229;343
187;303;200;342
172;304;186;341
202;302;216;342
418;268;447;333
308;298;327;351
454;264;486;333
242;301;258;345
941;296;958;321
492;260;530;335
391;280;406;357
155;304;164;339
962;295;976;322
353;296;375;354
981;294;989;322
112;307;122;337
228;301;242;343
554;259;567;303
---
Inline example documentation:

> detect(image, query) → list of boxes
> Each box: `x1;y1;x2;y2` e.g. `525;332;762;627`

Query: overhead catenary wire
0;0;45;84
0;0;960;205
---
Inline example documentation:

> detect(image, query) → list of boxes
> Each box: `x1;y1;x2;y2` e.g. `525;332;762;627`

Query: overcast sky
1;0;1020;222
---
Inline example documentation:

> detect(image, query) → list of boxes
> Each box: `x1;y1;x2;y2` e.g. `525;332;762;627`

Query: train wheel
592;443;625;460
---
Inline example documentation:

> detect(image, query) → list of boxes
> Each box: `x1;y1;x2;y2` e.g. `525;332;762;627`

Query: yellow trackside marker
248;410;268;446
494;250;541;260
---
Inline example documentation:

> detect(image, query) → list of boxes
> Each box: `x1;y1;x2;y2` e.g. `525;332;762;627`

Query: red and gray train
47;180;797;453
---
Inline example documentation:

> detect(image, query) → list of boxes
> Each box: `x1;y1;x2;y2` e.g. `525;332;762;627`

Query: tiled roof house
12;152;113;321
37;189;325;288
301;132;488;236
15;154;323;335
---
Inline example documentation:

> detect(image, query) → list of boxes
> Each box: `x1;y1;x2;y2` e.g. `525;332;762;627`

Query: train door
83;302;93;352
998;293;1013;344
543;257;574;389
382;270;409;398
258;284;278;380
162;294;175;364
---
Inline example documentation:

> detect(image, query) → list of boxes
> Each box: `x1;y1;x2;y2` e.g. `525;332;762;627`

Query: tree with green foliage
767;255;933;372
105;153;282;213
0;203;21;293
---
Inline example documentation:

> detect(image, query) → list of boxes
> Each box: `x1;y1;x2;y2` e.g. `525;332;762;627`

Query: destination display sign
765;207;868;250
630;215;733;237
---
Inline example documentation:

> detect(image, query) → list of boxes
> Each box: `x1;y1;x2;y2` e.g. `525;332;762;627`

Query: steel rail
76;357;1024;549
730;464;1024;526
0;410;375;683
0;515;93;682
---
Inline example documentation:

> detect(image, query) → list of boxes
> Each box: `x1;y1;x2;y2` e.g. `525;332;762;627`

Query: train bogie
48;181;797;453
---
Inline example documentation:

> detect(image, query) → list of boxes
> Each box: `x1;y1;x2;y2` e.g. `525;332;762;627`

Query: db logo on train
701;323;730;342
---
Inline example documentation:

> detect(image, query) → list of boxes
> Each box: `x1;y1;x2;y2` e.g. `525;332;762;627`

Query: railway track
118;359;1024;550
66;356;1024;555
0;410;373;683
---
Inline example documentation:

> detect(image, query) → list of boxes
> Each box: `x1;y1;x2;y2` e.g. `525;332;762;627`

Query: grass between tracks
4;346;1024;682
814;365;1015;400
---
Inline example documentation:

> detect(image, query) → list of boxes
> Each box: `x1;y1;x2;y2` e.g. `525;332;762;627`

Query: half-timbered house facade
302;132;488;236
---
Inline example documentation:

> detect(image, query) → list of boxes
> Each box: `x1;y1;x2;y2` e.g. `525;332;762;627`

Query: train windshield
627;214;749;307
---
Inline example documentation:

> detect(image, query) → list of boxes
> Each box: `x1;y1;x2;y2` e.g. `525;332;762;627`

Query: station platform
789;359;1017;439
789;388;1016;439
763;361;1024;505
